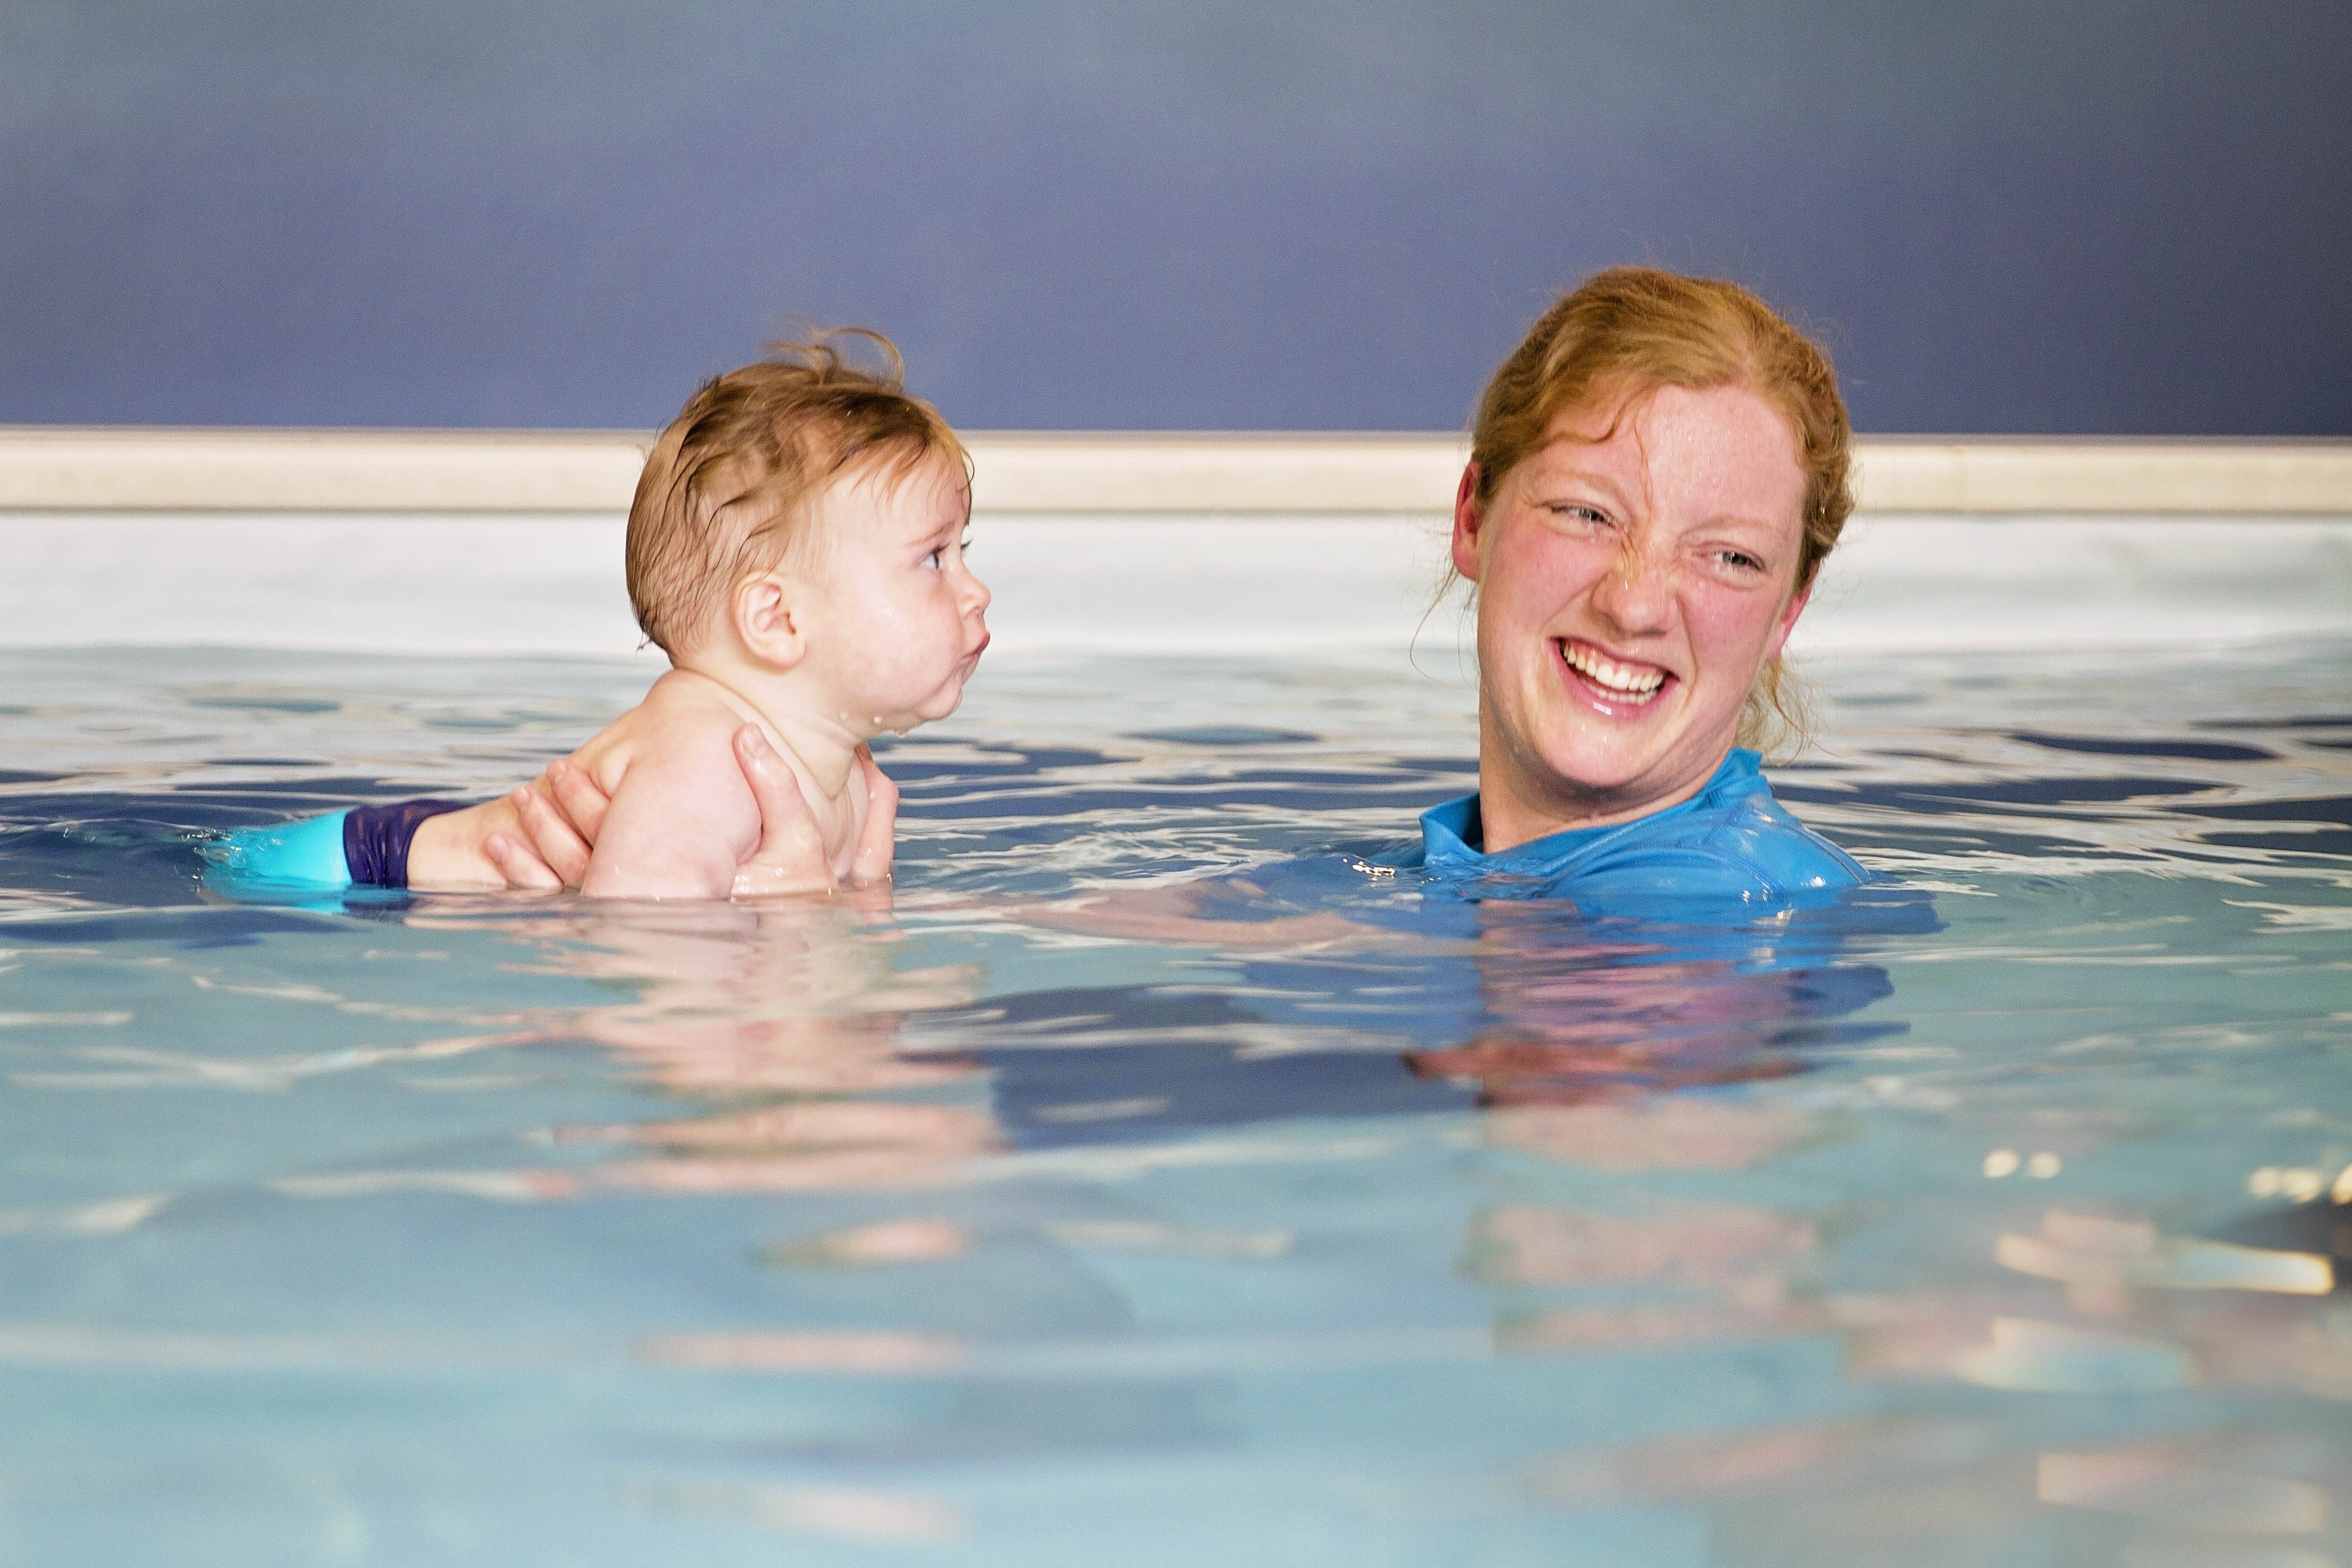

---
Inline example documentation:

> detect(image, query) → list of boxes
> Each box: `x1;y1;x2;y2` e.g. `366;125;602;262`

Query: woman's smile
1555;636;1674;710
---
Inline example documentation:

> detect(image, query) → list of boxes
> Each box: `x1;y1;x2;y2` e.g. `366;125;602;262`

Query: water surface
1;641;2347;1567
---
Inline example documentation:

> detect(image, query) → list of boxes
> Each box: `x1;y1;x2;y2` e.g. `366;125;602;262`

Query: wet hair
625;329;966;657
1463;266;1854;753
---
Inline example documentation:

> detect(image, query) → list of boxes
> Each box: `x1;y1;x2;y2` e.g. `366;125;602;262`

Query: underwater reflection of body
378;827;1932;1181
395;897;1001;1195
931;853;1937;1148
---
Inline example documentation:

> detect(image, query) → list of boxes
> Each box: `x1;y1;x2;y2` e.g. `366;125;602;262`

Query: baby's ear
733;571;808;669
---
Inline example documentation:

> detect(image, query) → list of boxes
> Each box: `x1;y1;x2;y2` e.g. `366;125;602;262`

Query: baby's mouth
1556;638;1671;706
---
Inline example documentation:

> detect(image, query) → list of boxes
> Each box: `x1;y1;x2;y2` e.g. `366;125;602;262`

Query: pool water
1;640;2348;1568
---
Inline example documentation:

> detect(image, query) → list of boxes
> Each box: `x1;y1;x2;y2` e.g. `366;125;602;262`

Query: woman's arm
1024;882;1374;950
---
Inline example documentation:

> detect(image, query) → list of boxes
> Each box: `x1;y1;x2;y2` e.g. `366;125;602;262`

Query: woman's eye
1717;549;1764;572
1546;503;1609;527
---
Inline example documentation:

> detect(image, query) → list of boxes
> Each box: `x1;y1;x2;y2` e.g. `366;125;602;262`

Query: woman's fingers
730;724;835;898
722;727;898;900
483;829;564;892
544;758;610;847
848;745;898;890
509;783;595;887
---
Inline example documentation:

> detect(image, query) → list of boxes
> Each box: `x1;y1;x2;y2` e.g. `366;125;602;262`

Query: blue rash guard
1191;745;1868;936
1405;747;1866;908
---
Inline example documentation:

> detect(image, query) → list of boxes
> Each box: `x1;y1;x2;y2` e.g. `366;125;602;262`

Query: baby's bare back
564;670;760;795
407;671;774;892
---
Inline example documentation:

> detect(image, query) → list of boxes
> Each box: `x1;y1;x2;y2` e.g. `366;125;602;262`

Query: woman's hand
725;728;899;898
482;759;608;891
481;725;897;897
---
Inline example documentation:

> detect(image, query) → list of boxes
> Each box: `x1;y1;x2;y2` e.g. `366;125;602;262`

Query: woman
494;266;1866;906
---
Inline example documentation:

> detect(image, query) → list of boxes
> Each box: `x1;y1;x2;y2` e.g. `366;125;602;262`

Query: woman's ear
734;571;809;669
1449;461;1485;583
1763;580;1813;664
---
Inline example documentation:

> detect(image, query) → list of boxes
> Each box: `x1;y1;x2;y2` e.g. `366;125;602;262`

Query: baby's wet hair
625;328;967;657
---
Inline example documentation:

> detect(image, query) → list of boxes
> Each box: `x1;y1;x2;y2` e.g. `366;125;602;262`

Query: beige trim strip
1851;439;2352;514
0;428;652;514
964;432;1469;514
1;426;2349;514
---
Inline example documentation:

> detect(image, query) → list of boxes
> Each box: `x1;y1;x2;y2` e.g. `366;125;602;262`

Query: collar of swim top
1417;747;1766;872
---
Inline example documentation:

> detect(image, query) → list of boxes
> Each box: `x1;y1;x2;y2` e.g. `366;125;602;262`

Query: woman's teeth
1560;641;1666;699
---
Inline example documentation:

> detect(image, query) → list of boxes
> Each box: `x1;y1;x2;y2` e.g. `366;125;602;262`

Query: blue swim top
1402;747;1865;908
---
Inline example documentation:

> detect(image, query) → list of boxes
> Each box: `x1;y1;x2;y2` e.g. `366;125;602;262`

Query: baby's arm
578;720;761;899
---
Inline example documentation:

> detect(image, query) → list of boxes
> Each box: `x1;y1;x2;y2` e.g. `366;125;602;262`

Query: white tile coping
5;428;2352;515
3;508;2346;657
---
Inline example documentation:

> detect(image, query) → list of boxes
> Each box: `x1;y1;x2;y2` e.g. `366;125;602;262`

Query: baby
216;332;990;899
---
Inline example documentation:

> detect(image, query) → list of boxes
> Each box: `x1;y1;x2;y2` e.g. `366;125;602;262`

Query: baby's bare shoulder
567;671;750;786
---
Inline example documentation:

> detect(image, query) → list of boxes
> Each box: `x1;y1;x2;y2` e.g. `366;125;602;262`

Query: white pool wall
1;430;2347;657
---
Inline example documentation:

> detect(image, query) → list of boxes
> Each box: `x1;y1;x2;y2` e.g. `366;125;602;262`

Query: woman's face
1453;383;1811;845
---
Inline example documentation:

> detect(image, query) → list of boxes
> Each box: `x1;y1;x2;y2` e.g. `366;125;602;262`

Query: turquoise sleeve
205;810;355;891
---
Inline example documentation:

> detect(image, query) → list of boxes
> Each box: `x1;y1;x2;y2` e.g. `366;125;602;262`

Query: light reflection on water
0;641;2347;1567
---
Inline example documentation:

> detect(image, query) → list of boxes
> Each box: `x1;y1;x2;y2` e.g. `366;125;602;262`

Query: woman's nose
1588;541;1674;632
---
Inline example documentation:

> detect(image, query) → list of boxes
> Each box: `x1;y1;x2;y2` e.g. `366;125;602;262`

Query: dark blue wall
4;2;2347;433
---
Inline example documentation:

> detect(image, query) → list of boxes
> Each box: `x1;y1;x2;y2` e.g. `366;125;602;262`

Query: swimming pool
2;636;2347;1565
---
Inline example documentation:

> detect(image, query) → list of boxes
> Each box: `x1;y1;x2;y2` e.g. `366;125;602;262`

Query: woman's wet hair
626;328;967;657
1463;266;1854;753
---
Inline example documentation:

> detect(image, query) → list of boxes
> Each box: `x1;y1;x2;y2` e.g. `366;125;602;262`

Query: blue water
2;642;2348;1567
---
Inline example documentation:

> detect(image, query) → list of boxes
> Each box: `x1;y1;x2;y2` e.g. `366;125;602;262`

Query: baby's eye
922;547;944;569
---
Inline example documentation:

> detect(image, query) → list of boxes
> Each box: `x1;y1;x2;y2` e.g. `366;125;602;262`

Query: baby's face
796;451;991;734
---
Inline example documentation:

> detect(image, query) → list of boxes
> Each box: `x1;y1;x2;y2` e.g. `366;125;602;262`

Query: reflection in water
408;897;996;1196
1404;923;1857;1106
1486;1098;1825;1170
